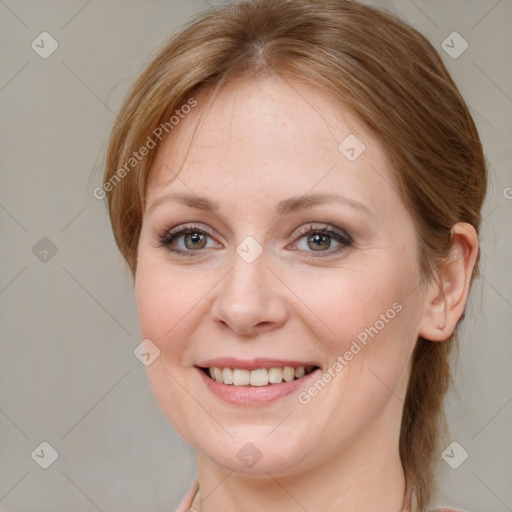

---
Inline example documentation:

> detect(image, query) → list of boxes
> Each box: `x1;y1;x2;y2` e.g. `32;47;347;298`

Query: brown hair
103;0;487;509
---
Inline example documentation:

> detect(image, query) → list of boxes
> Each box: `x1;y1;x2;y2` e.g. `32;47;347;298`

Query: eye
287;224;353;257
159;224;219;256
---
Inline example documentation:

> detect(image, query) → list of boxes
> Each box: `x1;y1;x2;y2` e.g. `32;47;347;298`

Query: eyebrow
148;193;218;214
148;192;373;217
278;193;373;217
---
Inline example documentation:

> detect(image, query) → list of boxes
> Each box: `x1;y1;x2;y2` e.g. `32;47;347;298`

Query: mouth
195;359;323;406
198;365;320;386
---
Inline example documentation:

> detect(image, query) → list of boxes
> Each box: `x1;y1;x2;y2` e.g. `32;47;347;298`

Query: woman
102;1;487;510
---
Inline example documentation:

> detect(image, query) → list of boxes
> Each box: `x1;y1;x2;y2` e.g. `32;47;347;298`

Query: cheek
135;257;187;352
296;256;421;398
134;257;207;442
301;272;418;423
134;253;221;363
301;263;410;338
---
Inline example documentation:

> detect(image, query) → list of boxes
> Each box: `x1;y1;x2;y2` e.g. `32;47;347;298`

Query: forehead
146;75;397;213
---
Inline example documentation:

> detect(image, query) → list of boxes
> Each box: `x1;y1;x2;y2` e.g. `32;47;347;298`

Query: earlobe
418;223;479;342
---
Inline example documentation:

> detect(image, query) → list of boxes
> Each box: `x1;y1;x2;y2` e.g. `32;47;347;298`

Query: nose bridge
228;254;265;302
211;240;288;335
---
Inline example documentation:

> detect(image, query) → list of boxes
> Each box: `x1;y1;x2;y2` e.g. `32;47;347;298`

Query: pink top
175;477;199;512
174;477;467;512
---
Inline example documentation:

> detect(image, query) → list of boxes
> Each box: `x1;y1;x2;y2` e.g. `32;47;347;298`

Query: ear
418;222;479;342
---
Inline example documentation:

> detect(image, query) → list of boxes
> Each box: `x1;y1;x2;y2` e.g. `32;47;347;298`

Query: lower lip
196;367;321;406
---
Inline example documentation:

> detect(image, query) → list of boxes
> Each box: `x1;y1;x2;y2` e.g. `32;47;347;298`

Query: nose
210;248;290;337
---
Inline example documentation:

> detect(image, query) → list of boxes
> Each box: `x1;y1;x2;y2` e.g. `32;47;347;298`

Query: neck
192;412;409;511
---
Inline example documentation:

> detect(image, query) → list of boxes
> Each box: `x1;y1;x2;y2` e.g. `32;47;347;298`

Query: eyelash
158;224;207;256
158;223;353;258
288;224;353;257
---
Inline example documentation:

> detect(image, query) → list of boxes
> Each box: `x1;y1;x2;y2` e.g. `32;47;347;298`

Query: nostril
256;321;272;329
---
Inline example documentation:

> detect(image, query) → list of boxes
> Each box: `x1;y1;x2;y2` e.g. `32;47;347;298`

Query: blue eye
159;224;216;256
288;224;353;257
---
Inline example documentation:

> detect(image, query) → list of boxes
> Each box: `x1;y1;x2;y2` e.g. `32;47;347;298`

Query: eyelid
290;223;353;244
164;222;214;239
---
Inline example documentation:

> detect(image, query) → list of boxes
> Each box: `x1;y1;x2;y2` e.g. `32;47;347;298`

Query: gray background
0;1;510;511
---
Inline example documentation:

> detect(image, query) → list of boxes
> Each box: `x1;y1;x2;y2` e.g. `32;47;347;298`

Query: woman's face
135;75;429;476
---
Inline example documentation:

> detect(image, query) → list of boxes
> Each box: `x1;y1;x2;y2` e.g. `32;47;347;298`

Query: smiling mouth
199;365;319;386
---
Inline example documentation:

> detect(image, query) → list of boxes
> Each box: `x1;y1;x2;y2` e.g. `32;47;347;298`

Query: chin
194;428;319;476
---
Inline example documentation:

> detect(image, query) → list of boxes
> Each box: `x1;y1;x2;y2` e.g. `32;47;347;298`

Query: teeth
206;365;315;386
294;366;305;379
222;368;234;385
213;367;223;382
268;367;284;384
249;368;268;386
233;369;250;385
283;367;295;382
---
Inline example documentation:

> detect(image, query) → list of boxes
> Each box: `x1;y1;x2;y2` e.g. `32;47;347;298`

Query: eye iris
185;232;207;250
308;233;330;251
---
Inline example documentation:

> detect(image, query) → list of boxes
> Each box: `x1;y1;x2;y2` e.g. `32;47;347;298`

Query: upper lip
195;357;320;371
